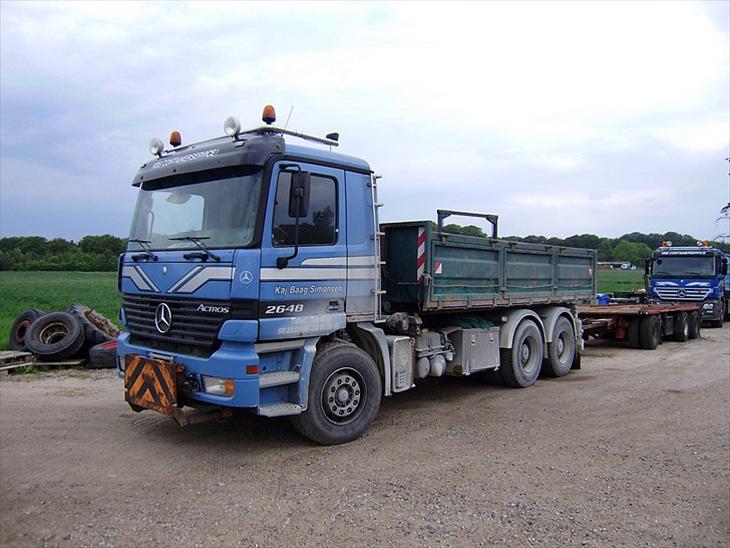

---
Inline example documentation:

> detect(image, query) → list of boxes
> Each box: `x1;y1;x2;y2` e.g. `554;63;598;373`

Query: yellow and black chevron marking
124;356;177;415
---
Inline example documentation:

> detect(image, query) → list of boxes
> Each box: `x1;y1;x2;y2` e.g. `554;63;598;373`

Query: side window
272;171;337;246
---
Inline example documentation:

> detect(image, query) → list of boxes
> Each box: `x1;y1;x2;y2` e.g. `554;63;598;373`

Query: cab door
259;161;347;340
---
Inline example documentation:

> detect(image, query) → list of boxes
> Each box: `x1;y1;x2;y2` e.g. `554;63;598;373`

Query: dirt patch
1;325;728;546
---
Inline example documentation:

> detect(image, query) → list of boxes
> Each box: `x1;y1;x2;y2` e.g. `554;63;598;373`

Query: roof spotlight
149;137;165;157
224;116;241;138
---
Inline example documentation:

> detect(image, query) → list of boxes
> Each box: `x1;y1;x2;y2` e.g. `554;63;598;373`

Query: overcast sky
1;1;728;241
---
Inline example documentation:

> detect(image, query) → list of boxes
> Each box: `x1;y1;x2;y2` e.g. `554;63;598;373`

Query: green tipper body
382;221;596;313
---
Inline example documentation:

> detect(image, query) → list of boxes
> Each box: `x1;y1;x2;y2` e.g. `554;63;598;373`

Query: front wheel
290;342;382;445
499;319;544;387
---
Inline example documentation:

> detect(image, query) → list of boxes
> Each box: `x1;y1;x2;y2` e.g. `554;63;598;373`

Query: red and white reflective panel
417;227;426;280
434;261;443;275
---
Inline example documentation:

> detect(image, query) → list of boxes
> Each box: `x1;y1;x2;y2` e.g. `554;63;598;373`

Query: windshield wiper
169;236;221;262
128;239;158;261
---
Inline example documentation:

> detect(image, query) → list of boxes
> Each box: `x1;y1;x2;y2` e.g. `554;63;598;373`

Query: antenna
284;106;294;129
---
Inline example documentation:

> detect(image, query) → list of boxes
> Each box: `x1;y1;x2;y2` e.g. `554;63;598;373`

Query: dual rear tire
499;317;576;387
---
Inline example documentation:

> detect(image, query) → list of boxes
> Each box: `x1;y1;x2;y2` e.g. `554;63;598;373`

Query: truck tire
8;308;46;351
543;317;575;377
673;312;689;342
499;319;543;387
290;342;382;445
639;315;661;350
626;318;641;348
25;312;85;362
67;304;119;348
687;311;700;339
88;340;118;369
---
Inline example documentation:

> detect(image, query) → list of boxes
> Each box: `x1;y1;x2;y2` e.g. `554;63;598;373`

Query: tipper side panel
382;222;596;313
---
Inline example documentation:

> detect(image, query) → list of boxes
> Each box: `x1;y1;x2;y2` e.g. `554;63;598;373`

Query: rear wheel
687;311;700;339
639;315;661;350
499;319;543;387
673;312;689;342
290;342;382;445
543;317;575;377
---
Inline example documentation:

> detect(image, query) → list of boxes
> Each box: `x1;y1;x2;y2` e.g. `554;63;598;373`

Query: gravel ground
1;324;728;547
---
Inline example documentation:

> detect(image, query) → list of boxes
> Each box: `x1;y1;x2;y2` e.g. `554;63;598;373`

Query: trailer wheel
290;342;382;445
626;319;641;349
543;317;575;377
687;311;700;339
639;315;661;350
499;319;543;387
673;312;689;342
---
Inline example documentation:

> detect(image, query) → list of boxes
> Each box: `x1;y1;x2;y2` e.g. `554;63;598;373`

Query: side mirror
644;258;651;276
722;259;728;276
289;171;311;218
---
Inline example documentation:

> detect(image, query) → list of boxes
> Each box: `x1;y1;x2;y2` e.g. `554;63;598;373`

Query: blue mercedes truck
118;106;596;444
646;242;728;327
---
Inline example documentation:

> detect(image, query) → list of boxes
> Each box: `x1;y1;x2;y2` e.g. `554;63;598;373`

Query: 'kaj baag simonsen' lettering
273;285;344;296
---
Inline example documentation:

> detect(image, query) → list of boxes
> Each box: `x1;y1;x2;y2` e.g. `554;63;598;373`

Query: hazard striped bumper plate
124;355;179;416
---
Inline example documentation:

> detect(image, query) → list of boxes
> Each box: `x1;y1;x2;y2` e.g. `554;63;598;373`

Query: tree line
0;231;728;271
441;224;729;266
0;235;126;271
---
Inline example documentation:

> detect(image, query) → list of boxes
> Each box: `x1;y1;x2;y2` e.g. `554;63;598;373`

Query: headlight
202;375;235;397
703;303;714;310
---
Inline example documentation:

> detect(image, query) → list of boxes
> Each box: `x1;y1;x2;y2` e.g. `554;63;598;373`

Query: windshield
128;166;263;251
653;256;715;278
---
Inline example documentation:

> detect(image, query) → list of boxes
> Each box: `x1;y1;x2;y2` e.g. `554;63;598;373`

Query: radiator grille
654;287;712;301
123;294;256;354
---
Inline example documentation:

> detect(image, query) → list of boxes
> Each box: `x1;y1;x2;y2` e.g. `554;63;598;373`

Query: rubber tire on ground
687;311;700;340
639;315;661;350
67;304;117;348
24;312;85;362
543;317;575;377
88;340;118;369
290;342;382;445
499;319;544;387
673;312;689;342
8;308;45;351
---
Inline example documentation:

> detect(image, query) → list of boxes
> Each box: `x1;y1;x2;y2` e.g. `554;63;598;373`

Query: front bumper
116;332;260;408
699;299;723;321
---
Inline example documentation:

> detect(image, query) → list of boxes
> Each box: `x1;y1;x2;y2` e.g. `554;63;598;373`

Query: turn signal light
169;131;182;147
262;104;276;125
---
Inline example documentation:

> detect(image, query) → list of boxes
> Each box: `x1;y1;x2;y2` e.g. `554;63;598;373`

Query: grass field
0;268;646;351
596;268;645;294
0;271;121;351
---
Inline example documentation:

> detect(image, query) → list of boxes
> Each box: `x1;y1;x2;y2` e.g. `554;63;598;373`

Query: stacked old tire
7;304;119;368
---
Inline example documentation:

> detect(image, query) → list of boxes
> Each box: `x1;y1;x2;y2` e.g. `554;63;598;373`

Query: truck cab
646;242;728;326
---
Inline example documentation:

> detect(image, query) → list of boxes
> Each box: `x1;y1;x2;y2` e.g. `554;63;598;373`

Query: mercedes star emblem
240;270;253;284
155;303;172;334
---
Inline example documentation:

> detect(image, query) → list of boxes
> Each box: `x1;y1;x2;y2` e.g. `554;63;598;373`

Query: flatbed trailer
578;302;701;349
